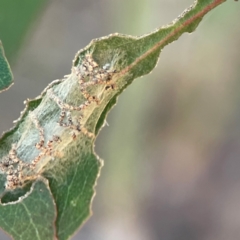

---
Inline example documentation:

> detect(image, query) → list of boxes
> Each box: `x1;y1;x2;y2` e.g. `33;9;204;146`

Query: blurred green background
0;0;240;239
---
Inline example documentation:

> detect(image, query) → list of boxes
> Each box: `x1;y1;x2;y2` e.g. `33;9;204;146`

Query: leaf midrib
118;0;226;78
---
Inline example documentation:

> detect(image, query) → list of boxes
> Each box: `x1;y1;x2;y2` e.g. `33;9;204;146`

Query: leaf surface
0;41;13;92
0;180;56;240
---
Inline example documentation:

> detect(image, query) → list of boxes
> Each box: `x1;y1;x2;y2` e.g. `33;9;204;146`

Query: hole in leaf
1;181;32;204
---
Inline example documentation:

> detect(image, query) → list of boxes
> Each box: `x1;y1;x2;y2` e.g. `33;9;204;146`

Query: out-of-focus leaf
0;0;48;62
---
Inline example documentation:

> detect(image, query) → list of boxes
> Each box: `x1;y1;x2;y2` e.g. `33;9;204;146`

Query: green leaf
45;153;101;240
0;41;13;92
0;179;56;240
0;0;236;239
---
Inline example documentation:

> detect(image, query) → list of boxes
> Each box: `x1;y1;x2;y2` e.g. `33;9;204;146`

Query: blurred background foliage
0;0;240;240
0;0;47;63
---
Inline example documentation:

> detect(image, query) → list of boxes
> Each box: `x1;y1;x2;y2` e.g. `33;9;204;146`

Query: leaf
0;41;13;92
0;0;235;239
0;179;56;240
